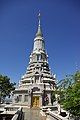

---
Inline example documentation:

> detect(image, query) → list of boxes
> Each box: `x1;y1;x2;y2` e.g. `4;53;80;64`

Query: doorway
32;96;39;107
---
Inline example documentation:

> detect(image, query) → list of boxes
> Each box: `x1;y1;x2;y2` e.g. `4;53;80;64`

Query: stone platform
23;107;46;120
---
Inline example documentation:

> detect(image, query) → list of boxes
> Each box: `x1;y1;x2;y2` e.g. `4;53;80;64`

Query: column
48;93;52;106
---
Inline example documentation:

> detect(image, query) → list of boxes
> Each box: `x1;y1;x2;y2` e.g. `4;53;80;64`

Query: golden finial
36;10;43;37
38;10;41;27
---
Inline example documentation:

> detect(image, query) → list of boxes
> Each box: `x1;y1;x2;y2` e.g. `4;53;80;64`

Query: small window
24;95;28;102
37;54;41;61
35;75;39;80
18;95;22;102
37;54;39;61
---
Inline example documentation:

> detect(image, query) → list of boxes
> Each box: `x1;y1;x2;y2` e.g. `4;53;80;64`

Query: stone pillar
40;95;42;106
39;76;41;83
22;94;24;103
28;95;31;107
58;103;61;114
48;93;51;106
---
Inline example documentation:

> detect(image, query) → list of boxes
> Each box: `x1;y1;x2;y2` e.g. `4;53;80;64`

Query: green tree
51;91;56;105
73;71;80;82
58;71;80;118
63;81;80;117
0;75;16;102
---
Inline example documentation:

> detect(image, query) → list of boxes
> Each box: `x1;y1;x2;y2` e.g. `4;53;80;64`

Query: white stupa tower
13;12;56;107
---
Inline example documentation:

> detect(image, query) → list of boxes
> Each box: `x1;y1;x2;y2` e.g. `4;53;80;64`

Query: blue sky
0;0;80;84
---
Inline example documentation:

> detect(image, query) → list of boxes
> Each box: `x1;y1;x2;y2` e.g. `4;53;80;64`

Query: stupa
13;12;56;107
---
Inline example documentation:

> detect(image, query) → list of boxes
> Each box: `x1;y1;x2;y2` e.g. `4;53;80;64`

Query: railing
11;107;24;120
40;110;46;120
46;111;62;120
41;106;69;120
46;110;69;120
0;106;24;120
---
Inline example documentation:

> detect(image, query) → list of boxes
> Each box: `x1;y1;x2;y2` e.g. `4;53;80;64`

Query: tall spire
33;11;45;52
36;11;43;37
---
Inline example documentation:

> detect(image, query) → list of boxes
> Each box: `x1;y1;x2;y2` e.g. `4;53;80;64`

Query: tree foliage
63;81;80;116
51;91;56;105
57;71;80;118
0;75;16;100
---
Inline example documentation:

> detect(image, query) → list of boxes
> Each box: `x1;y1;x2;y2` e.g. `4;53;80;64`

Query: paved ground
23;108;44;120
